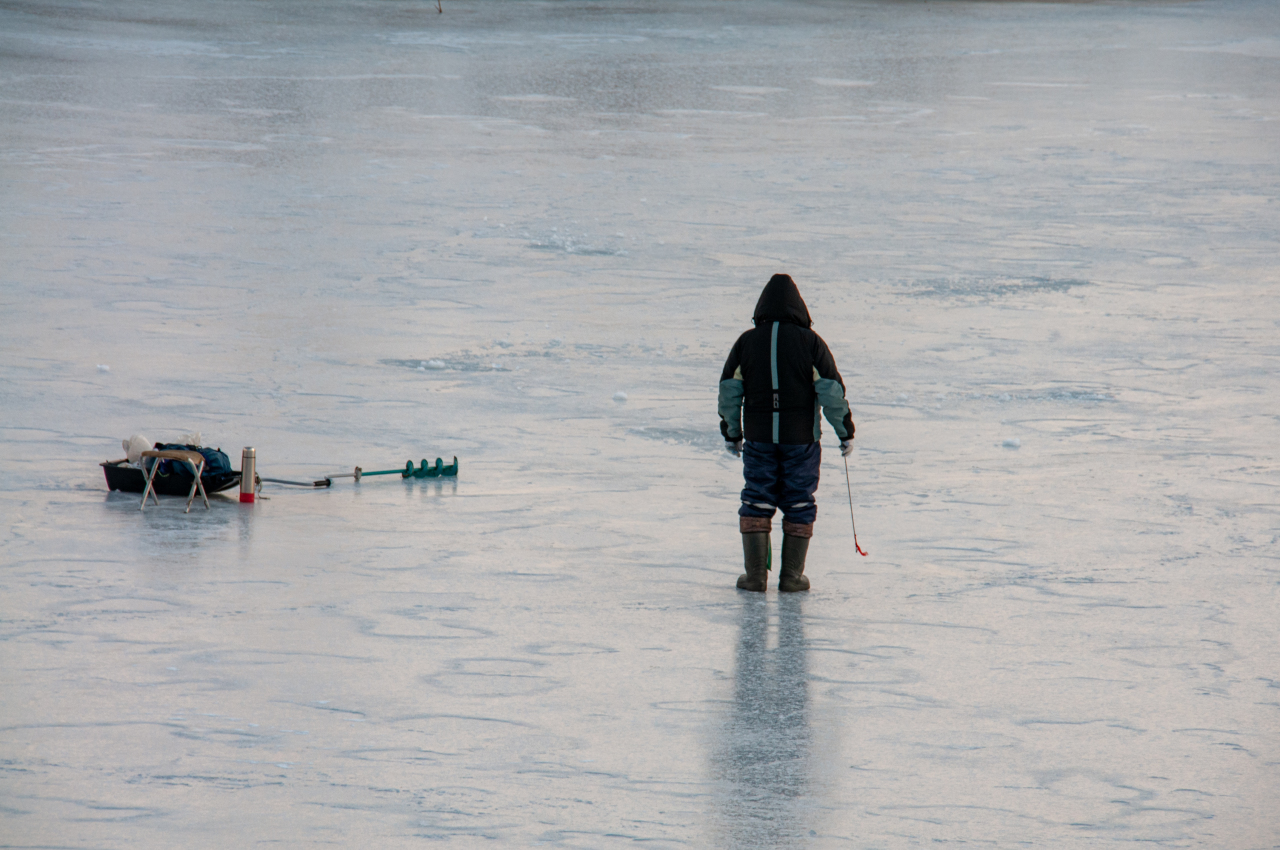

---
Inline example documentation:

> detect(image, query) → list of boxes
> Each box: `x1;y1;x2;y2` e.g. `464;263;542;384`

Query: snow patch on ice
528;231;625;256
1169;38;1280;58
711;85;788;95
811;77;876;87
986;388;1114;404
382;358;509;373
908;276;1090;299
494;94;577;103
629;426;721;451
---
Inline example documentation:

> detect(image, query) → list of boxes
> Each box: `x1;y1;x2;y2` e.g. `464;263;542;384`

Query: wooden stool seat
140;449;210;513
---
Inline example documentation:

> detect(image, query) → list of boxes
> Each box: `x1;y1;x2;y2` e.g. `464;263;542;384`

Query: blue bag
151;443;234;482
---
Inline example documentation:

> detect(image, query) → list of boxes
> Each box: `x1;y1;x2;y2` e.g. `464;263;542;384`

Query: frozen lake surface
2;0;1279;846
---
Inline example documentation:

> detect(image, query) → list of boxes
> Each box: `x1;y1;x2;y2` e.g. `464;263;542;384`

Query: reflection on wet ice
714;595;812;849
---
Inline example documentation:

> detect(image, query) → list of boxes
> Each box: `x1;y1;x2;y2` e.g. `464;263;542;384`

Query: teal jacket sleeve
719;378;745;440
718;339;745;441
814;377;852;441
812;334;855;441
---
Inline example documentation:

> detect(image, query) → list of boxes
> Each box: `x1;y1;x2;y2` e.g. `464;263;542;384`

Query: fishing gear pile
102;435;457;505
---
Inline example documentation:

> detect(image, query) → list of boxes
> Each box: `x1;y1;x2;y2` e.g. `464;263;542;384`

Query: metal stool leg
183;458;206;513
140;461;161;511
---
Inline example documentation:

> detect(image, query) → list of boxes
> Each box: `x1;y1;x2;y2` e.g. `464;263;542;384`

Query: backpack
151;444;235;481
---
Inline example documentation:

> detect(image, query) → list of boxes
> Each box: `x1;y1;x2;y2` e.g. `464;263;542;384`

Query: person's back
718;274;855;591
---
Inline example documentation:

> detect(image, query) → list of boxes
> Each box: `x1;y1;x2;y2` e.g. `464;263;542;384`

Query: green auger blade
403;457;459;478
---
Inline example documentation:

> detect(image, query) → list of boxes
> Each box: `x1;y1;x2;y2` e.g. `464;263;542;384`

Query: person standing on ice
718;274;855;592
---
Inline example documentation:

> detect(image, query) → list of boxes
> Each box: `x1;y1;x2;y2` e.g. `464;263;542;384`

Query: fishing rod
843;453;868;557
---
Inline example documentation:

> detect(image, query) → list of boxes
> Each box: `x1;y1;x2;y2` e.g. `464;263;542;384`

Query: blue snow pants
738;440;821;526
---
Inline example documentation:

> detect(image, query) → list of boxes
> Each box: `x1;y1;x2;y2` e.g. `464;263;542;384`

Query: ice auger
259;457;459;489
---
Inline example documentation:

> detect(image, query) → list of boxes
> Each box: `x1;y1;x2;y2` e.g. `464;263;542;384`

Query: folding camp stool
139;450;210;513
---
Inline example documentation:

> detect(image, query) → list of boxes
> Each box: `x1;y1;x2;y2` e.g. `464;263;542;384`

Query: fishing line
843;453;868;557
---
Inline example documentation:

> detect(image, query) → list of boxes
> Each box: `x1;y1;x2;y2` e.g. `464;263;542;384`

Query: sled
102;459;241;497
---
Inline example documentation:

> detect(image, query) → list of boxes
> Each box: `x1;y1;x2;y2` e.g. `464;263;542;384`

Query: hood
752;273;812;327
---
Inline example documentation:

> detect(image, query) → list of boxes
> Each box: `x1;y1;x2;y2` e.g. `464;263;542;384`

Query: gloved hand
840;439;854;457
726;439;743;457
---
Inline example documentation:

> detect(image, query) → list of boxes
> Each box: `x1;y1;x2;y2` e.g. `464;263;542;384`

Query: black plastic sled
102;460;241;497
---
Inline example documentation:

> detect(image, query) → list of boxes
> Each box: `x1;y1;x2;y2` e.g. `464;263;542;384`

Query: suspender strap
770;322;780;444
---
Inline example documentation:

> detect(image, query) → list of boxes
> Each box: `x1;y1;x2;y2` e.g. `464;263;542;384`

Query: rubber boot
778;534;811;592
737;532;770;592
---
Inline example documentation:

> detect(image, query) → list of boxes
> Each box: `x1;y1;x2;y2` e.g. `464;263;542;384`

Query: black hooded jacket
718;274;855;445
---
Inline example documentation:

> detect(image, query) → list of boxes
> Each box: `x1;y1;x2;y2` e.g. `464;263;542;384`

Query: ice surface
2;0;1279;847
